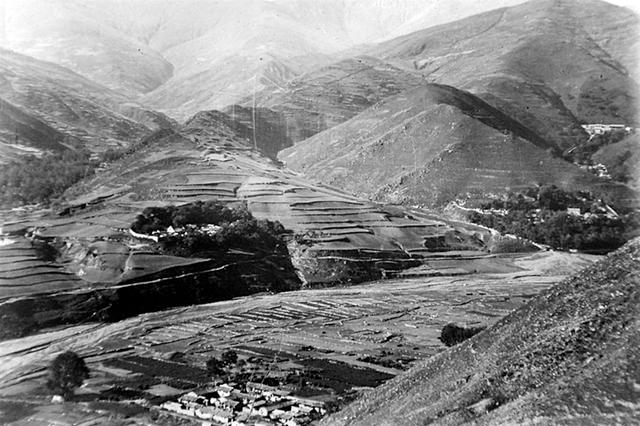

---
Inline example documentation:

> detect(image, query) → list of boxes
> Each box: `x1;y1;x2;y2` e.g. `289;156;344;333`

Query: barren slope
0;99;69;163
279;84;634;208
0;49;172;155
365;0;639;151
327;237;640;425
242;56;425;144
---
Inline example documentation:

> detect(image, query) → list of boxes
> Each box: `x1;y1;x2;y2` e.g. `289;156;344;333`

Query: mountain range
0;1;638;424
0;0;637;204
1;0;529;115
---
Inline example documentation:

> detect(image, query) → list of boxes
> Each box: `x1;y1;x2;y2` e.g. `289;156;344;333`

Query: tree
206;357;225;376
439;323;486;347
221;350;238;366
46;351;89;399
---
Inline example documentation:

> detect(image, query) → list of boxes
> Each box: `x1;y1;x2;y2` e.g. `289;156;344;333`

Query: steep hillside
0;49;172;155
0;109;490;339
327;237;640;425
592;133;640;189
243;56;425;143
280;84;634;208
365;0;639;151
0;98;70;163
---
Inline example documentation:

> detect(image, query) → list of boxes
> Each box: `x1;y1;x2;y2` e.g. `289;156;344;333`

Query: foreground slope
0;249;597;425
280;84;634;208
328;237;640;425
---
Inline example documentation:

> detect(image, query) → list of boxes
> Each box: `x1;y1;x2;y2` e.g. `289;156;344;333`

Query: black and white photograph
0;0;638;424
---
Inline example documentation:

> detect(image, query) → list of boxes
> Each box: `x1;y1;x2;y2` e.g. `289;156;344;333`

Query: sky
606;0;640;12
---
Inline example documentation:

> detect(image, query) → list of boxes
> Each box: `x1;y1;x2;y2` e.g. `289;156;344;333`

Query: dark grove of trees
468;185;639;253
131;201;289;257
206;350;239;377
46;351;89;400
0;150;95;208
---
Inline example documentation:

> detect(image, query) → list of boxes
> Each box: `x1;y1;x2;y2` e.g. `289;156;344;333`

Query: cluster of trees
206;350;241;376
46;351;89;400
0;129;175;209
468;185;638;253
131;201;288;257
0;150;95;208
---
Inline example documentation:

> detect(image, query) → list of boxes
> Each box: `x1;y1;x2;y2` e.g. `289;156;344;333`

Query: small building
257;401;295;417
213;410;234;424
247;382;279;395
216;384;235;398
567;207;581;216
285;416;311;426
230;391;254;403
242;399;267;414
288;396;326;409
195;406;217;420
291;405;314;415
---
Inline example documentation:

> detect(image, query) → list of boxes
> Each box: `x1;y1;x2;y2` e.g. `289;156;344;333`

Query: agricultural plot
0;237;83;298
0;250;597;425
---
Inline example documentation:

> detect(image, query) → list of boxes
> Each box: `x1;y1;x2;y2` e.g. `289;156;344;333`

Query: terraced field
0;113;491;338
0;237;83;298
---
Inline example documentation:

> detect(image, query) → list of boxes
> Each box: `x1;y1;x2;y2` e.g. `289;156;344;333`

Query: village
580;123;634;136
159;381;327;426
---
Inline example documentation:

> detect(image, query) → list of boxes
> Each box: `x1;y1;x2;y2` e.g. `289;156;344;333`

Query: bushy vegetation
46;351;89;399
439;323;486;347
468;185;639;253
0;129;175;209
206;350;239;377
131;201;288;257
0;150;95;208
488;235;538;253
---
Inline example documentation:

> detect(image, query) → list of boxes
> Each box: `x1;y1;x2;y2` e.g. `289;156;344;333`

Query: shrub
221;350;238;366
46;351;89;399
439;323;486;347
488;236;538;253
206;357;225;376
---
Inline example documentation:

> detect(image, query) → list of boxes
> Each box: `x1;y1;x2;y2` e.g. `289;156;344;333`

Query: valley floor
0;251;597;425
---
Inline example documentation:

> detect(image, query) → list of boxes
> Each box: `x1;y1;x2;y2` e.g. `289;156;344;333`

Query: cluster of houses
579;162;611;179
159;382;327;426
129;223;222;243
581;123;633;136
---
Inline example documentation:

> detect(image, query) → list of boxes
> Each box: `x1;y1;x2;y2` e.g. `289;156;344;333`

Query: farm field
0;249;597;425
0;120;491;339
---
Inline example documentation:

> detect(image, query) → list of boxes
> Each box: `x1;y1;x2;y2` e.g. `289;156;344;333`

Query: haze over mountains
2;0;527;116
